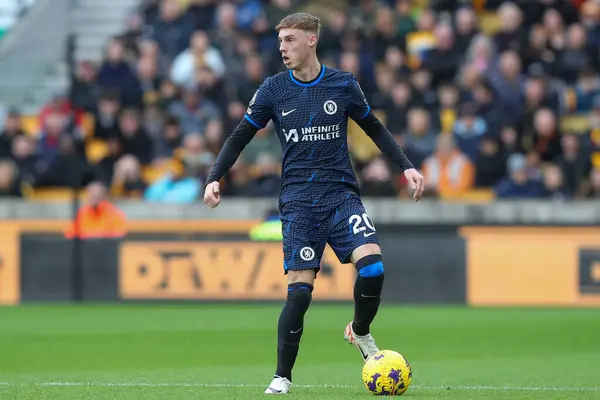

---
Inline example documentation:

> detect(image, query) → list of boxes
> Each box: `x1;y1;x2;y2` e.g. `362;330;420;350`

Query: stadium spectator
423;24;460;89
494;153;543;199
434;84;460;135
0;110;25;159
28;0;598;201
64;181;127;239
93;91;120;140
453;102;487;162
528;108;561;162
244;152;281;197
541;163;571;200
242;123;280;166
179;133;214;179
69;61;102;113
0;160;22;197
37;112;83;167
36;135;91;188
403;108;437;168
96;137;125;186
494;1;527;54
422;134;474;197
98;37;142;108
142;103;165;139
150;0;195;61
167;87;219;135
385;80;412;135
474;135;507;187
111;155;147;198
454;6;478;56
554;133;591;196
144;161;201;203
118;108;153;165
136;55;162;107
171;30;226;88
11;136;39;185
153;115;182;160
584;167;600;198
360;156;397;197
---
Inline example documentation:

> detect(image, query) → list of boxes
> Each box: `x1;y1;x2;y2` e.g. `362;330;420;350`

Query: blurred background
0;0;598;306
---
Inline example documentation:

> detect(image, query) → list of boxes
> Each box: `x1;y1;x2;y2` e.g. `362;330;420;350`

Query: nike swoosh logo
357;345;368;360
267;387;283;393
363;232;376;237
290;326;303;334
361;294;379;298
282;109;296;116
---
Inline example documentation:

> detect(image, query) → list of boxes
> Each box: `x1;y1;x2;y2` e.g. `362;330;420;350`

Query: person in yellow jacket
249;209;283;241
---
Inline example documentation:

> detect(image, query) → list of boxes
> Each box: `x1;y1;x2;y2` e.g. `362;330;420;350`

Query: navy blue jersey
244;66;370;206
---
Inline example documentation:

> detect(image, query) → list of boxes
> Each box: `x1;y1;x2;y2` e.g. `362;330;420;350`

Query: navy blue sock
275;282;313;382
352;254;384;336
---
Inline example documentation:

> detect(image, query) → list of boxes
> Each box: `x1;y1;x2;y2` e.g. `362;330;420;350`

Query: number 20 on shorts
349;213;376;237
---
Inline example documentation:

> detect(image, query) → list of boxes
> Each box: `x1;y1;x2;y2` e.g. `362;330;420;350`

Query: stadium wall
0;204;598;306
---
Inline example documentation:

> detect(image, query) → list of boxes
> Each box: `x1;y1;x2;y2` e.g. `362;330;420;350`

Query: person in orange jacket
65;181;127;239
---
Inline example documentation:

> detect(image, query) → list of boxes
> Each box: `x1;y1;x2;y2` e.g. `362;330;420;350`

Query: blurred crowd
0;0;599;202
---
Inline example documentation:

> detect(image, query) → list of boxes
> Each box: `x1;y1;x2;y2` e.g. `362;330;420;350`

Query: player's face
278;28;315;70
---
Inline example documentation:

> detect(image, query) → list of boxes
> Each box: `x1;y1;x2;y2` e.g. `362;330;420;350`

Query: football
362;350;412;396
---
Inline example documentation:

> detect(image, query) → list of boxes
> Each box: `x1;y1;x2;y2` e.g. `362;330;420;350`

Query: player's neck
292;58;322;82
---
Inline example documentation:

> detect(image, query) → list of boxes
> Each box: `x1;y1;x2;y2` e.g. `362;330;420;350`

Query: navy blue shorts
281;194;379;273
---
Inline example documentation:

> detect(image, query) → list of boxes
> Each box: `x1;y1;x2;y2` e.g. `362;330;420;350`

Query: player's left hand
404;168;425;202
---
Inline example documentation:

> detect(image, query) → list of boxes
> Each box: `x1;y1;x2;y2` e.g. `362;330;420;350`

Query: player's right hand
203;181;221;208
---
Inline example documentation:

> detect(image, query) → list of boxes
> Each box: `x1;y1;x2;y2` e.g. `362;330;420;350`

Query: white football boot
344;321;380;362
264;376;292;394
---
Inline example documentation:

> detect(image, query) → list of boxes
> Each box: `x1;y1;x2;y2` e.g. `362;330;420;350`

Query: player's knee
287;282;314;300
356;254;384;278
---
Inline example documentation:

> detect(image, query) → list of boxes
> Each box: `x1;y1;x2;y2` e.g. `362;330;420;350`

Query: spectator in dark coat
495;153;544;198
98;37;142;108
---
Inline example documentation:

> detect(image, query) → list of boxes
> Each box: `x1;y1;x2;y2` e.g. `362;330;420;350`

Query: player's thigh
327;197;380;264
281;210;328;278
350;243;381;265
287;269;317;285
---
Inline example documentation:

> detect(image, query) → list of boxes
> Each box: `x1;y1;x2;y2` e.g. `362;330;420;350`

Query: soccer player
203;13;424;394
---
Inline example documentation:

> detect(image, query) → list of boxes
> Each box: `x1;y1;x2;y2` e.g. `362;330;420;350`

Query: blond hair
276;13;321;37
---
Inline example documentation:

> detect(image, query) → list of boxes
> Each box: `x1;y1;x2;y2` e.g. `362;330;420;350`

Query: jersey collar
289;65;326;87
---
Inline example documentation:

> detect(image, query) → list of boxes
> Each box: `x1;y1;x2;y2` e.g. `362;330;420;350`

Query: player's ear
308;33;317;48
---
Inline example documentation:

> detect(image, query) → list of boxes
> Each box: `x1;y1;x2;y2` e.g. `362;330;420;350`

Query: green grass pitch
0;304;598;399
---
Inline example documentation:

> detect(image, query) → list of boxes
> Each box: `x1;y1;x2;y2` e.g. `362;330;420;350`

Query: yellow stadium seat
592;152;600;168
86;139;109;164
560;115;590;134
20;113;95;138
20;115;39;137
23;186;85;202
478;12;502;36
82;113;95;139
441;188;496;203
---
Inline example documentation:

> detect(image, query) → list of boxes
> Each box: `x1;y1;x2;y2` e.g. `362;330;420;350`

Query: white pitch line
0;381;599;392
